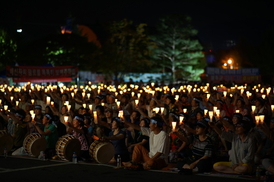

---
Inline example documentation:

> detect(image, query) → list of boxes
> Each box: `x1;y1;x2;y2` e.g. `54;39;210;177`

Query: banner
6;66;78;78
6;66;78;83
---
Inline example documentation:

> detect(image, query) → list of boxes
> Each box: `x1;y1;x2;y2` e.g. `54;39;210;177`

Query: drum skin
89;140;115;164
23;133;47;157
56;134;81;161
0;130;13;155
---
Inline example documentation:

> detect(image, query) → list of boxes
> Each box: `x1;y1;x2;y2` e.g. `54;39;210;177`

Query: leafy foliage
150;14;206;82
0;29;17;69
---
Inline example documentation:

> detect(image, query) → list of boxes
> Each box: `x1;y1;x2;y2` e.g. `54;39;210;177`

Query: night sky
1;0;274;50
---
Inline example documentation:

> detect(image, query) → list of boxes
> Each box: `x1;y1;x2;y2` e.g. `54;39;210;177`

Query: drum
89;140;115;164
23;133;47;157
0;130;13;155
55;134;81;161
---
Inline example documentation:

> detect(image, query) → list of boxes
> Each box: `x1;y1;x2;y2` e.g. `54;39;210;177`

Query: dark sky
1;0;274;50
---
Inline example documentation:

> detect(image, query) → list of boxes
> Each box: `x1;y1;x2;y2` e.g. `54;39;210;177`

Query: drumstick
93;135;100;140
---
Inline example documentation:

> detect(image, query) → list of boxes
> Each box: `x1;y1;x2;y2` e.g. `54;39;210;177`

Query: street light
227;59;233;69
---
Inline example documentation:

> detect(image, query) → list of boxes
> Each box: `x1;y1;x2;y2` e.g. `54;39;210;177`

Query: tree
151;14;206;83
97;19;155;82
17;32;98;70
0;29;17;70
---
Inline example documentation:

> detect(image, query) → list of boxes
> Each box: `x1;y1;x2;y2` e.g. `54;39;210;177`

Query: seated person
32;114;59;159
210;119;255;174
122;116;169;170
173;119;213;174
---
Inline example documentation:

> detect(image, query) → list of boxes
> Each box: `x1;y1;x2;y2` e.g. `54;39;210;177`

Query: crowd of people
1;82;274;180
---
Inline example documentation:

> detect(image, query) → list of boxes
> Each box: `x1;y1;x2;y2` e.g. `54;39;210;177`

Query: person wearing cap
174;119;213;174
32;113;59;159
66;115;90;161
122;116;169;170
101;117;130;163
211;120;255;174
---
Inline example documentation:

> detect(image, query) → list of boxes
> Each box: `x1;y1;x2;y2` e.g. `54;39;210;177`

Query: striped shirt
192;135;213;158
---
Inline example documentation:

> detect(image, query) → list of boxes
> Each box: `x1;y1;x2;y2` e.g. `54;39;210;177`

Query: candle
30;110;34;115
252;105;256;113
93;111;98;124
10;96;14;101
223;91;227;97
31;99;35;104
67;105;71;111
64;116;69;122
204;109;208;116
118;110;124;118
83;103;86;108
255;116;260;125
160;107;165;114
137;93;141;99
16;101;19;106
134;99;139;106
215;110;220;118
179;116;184;125
172;121;177;131
51;101;54;106
4;105;8;110
87;93;91;99
46;96;51;105
71;92;74;98
208;111;214;122
235;110;240;113
31;114;35;120
101;103;105;106
183;108;187;113
154;107;160;113
271;105;274;111
259;115;265;124
89;104;93;111
116;101;120;108
262;94;266;99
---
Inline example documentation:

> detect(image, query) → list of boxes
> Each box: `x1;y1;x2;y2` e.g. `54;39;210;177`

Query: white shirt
141;127;170;163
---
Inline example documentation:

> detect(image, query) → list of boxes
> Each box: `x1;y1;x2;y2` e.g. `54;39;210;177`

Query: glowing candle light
71;92;74;98
10;96;14;101
51;101;54;106
31;114;35;120
46;96;51;105
235;110;240;113
30;110;34;115
16;101;19;106
204;109;208;116
259;115;265;124
137;93;141;99
131;98;138;106
67;105;71;111
31;99;35;105
179;116;184;125
116;101;120;108
223;91;227;97
93;111;98;124
64;116;69;123
118;110;123;118
252;105;256;113
255;116;260;126
89;104;93;111
160;107;165;114
208;111;214;122
4;105;8;110
262;94;266;99
154;107;160;113
172;121;177;131
83;103;86;108
183;108;187;113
